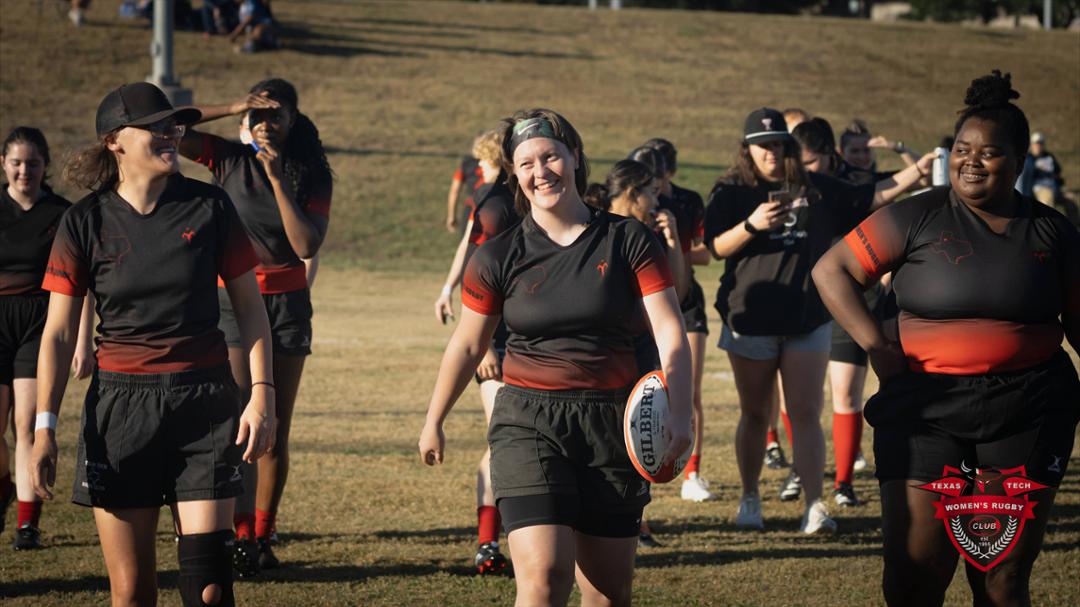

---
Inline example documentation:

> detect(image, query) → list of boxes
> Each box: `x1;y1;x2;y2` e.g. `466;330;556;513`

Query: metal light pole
149;0;193;105
1044;0;1053;30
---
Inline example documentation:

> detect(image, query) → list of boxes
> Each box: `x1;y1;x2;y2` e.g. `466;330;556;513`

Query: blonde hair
472;127;505;167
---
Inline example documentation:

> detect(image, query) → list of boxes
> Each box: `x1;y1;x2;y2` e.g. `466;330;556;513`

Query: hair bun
963;70;1020;109
583;182;611;210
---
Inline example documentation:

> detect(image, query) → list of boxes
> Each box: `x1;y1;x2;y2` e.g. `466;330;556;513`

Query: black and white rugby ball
624;371;692;483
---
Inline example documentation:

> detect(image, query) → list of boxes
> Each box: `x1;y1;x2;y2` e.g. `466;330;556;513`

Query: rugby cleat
258;537;280;570
475;541;509;575
232;538;260;578
12;524;42;550
735;493;764;530
833;482;860;507
680;476;719;502
764;443;789;469
779;471;802;502
801;500;837;535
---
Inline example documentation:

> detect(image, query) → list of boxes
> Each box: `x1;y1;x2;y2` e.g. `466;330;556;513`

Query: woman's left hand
70;343;95;380
654;209;680;251
236;386;277;463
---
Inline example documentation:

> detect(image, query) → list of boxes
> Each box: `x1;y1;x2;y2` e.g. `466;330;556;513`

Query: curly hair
954;70;1029;158
249;79;334;207
499;108;590;216
472;127;505;168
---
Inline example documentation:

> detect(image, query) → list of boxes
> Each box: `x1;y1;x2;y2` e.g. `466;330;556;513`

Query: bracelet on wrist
743;219;760;235
252;381;276;390
35;411;58;431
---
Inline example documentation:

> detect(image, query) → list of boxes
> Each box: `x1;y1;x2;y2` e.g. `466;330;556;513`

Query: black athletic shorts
488;385;649;538
680;279;709;335
829;283;898;366
72;364;245;508
218;287;312;357
867;350;1079;486
0;295;49;385
830;323;868;366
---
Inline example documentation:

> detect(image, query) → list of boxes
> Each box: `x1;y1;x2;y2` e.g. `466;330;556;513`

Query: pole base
147;79;193;106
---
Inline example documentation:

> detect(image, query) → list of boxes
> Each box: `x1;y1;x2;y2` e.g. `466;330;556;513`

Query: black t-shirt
466;182;518;256
43;174;257;373
1;186;71;296
665;183;705;254
704;173;875;335
195;132;331;294
461;207;673;390
844;187;1080;375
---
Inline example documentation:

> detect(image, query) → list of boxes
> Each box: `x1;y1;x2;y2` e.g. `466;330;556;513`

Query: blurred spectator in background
230;0;278;53
445;135;485;233
784;108;810;132
838;119;923;186
69;0;90;26
202;0;239;36
1029;132;1063;206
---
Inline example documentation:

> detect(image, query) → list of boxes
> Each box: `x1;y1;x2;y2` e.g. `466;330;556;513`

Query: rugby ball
624;371;693;483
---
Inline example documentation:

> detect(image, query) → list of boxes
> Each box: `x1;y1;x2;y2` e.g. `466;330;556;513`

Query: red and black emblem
917;465;1048;571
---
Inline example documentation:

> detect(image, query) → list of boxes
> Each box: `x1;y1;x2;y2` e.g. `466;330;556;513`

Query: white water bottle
932;147;949;187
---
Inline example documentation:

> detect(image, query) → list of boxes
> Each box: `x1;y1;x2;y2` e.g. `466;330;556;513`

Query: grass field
1;1;1079;605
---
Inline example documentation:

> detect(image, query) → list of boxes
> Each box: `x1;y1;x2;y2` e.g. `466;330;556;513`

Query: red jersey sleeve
41;209;88;297
625;221;674;297
217;198;259;282
302;177;332;218
193;132;233;181
461;247;504;316
842;202;912;282
452;167;464;182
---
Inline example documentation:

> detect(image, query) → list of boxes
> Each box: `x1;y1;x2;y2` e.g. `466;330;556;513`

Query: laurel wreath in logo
950;516;1018;560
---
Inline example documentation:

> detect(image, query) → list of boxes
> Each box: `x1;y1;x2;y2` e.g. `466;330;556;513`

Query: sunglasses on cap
131;119;186;141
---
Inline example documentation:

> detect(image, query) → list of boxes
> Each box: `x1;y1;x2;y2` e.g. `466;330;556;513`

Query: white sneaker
801;499;837;535
853;452;869;472
735;493;764;530
681;475;718;502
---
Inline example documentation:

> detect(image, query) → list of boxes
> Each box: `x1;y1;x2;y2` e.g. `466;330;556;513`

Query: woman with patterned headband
420;109;691;606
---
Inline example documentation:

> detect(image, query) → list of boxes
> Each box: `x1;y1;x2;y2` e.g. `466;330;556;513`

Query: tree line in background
484;0;1078;27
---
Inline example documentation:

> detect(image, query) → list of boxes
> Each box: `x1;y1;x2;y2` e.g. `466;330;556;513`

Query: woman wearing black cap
814;71;1080;606
29;82;275;607
0;127;94;549
179;78;332;574
704;107;933;534
420;108;691;606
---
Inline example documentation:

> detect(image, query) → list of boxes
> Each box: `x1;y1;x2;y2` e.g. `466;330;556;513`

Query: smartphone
768;189;793;209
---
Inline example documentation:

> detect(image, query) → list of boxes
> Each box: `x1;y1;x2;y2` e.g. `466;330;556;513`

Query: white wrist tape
441;285;452;297
35;412;58;431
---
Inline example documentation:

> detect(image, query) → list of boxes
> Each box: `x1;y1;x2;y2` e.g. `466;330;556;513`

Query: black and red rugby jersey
704;173;875;336
194;133;331;294
662;183;705;254
1;186;70;296
454;155;484;214
844;187;1080;375
466;182;518;255
461;207;673;390
42;174;257;373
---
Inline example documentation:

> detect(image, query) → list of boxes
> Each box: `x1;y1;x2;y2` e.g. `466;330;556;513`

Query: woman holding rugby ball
704;107;934;534
30;82;275;607
420;109;691;607
179;78;332;574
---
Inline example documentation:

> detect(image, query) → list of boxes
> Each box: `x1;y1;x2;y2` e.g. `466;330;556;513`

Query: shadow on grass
346;16;552;36
2;571;178;599
372;526;474;542
261;560;475;582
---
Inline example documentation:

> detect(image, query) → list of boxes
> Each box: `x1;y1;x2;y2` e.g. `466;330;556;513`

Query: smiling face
512;137;579;212
841;134;873;170
950;117;1021;206
110;118;184;180
749;140;785;180
2;142;46;199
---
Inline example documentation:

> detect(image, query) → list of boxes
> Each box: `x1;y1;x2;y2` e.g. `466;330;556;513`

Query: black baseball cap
95;82;201;137
743;108;791;145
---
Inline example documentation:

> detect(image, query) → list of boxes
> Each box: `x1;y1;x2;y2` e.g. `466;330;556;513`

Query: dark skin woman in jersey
814;71;1080;606
179;79;332;573
421;109;691;607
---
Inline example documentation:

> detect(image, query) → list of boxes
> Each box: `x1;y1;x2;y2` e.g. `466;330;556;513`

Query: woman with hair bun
814;70;1080;605
421;109;691;606
180;77;333;574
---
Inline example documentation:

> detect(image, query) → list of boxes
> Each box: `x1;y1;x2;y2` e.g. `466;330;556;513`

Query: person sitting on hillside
229;0;278;53
1029;132;1063;206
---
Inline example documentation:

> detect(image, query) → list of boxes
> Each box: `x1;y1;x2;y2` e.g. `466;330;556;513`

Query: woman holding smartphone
704;108;933;534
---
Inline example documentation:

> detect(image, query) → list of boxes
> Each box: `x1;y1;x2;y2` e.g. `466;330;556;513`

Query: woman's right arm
419;309;500;465
434;217;476;324
30;292;84;500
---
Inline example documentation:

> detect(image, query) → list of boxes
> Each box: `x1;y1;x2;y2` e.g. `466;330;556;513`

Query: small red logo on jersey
930;231;974;264
1032;251;1049;263
181;228;195;243
597;260;609;277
